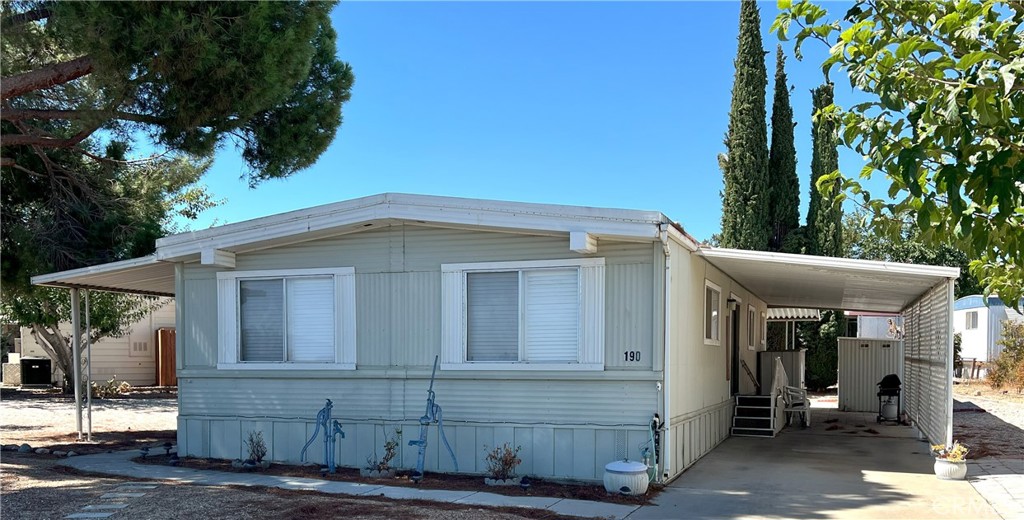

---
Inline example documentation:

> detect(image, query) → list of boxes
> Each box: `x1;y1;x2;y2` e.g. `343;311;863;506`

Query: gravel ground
953;381;1024;458
1;454;572;520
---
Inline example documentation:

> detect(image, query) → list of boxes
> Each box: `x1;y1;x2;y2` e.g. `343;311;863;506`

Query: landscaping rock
52;450;67;457
66;451;78;457
17;444;32;453
231;459;243;469
34;448;50;454
1;444;17;451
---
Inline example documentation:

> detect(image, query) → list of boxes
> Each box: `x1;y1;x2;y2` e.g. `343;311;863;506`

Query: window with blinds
466;269;579;363
238;276;335;363
443;258;603;370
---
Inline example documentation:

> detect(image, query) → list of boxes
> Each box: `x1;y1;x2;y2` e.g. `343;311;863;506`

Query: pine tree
808;83;842;257
719;0;769;251
767;46;799;252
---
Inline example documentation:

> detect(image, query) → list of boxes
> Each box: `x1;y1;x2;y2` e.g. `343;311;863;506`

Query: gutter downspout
658;223;672;482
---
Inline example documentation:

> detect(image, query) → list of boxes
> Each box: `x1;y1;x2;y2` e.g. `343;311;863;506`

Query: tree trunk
1;56;94;101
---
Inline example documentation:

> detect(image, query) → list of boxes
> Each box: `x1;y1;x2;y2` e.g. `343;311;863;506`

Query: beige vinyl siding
19;301;175;386
663;241;768;479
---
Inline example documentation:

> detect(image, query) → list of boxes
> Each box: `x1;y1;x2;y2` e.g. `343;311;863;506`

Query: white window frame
966;311;979;330
441;258;605;371
704;280;722;346
747;305;756;351
216;267;356;370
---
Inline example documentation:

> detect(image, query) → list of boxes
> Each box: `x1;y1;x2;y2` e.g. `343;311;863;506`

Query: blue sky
186;1;873;242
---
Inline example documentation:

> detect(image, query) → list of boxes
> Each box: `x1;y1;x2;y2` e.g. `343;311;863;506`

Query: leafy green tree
807;83;843;257
1;1;354;185
0;141;214;388
773;0;1024;306
844;209;983;298
768;46;801;252
719;0;770;251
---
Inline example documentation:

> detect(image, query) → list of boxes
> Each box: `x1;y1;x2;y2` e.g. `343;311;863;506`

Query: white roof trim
155;193;671;261
700;247;961;279
699;247;960;313
30;255;176;297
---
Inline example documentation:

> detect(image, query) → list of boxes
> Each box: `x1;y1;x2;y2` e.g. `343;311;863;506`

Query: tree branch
1;56;94;101
1;122;102;148
1;5;53;30
0;108;165;125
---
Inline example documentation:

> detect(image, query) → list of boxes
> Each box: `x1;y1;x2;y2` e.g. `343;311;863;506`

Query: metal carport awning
699;247;960;445
30;255;177;441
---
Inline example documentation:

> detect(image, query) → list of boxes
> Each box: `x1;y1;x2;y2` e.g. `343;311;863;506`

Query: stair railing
740;359;760;394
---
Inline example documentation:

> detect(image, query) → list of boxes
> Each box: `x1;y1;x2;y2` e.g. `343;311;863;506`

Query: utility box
20;357;51;386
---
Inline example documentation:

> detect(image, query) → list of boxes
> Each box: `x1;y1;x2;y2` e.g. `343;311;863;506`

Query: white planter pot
603;460;649;496
934;459;967;480
484;476;522;486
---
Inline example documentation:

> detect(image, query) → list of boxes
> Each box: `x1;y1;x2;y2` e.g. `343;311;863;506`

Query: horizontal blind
239;279;284;362
287;276;335;362
467;271;519;361
524;269;579;362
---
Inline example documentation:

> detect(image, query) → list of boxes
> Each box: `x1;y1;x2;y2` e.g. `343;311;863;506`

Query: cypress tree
767;46;799;252
808;83;843;257
719;0;769;251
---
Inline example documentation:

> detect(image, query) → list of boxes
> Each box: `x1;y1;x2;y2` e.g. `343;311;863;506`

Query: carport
699;248;959;446
30;255;176;439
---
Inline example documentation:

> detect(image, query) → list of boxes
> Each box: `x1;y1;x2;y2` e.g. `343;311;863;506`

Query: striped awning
766;308;821;321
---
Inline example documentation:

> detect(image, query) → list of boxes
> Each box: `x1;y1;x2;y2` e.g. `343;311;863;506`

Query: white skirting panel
176;416;649;482
666;400;733;478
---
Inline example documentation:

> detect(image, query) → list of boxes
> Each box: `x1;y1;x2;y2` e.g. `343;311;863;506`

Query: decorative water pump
409;355;458;482
300;399;346;474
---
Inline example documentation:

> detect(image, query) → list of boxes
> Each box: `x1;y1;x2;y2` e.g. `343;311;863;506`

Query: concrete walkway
631;410;1010;520
58;450;639;519
969;458;1024;520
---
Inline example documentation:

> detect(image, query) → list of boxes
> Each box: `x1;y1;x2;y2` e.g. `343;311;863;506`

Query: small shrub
90;376;132;399
366;427;402;472
483;442;522;480
244;431;268;463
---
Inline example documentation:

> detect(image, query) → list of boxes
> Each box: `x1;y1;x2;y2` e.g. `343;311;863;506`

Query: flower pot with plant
931;440;968;480
361;428;402;478
483;443;522;486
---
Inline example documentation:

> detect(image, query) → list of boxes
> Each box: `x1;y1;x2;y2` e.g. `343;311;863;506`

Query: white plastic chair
782;386;810;427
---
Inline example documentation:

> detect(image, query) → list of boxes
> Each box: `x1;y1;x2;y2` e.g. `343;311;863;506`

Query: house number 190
623;350;641;362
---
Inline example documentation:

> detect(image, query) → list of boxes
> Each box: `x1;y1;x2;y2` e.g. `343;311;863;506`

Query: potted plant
931;440;969;480
361;428;401;478
483;443;522;486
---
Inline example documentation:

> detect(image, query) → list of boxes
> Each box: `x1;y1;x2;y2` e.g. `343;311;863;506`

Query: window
704;281;721;345
747;305;756;349
966;311;978;330
442;258;605;370
217;268;356;369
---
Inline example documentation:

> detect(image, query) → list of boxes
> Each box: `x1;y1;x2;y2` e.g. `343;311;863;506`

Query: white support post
85;290;93;442
70;288;82;440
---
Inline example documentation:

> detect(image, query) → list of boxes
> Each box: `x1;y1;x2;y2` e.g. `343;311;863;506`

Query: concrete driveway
631;410;1000;519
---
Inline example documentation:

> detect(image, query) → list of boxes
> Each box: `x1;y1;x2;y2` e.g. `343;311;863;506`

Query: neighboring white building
32;193;960;482
953;295;1024;368
18;301;175;386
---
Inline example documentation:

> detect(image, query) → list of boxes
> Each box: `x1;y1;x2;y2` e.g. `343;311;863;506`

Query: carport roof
31;255;175;297
700;247;960;313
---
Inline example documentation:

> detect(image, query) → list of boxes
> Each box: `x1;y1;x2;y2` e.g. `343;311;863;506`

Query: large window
442;258;605;370
966;311;979;330
705;280;721;345
217;268;356;369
